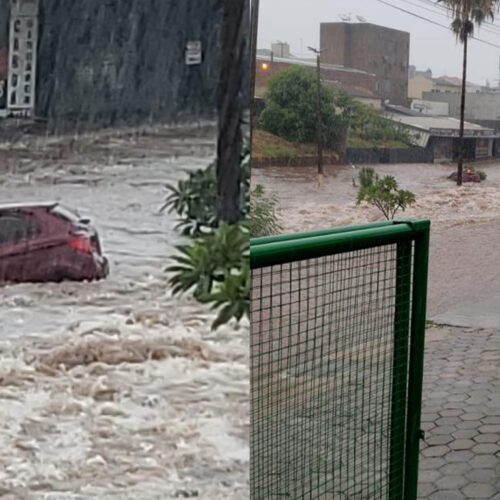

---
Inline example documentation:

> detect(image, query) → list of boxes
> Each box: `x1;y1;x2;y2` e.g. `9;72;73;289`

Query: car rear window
0;215;40;243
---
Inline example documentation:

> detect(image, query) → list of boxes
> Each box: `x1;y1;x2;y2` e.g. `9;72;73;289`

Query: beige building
408;75;434;99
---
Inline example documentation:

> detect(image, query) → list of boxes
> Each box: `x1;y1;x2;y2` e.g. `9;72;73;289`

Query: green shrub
478;170;487;181
358;166;378;188
258;66;349;150
250;184;282;237
161;141;250;236
357;175;416;220
349;102;411;146
163;139;250;330
167;222;249;330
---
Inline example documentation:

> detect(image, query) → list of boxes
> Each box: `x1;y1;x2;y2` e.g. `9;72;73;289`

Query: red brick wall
255;59;377;98
321;23;409;105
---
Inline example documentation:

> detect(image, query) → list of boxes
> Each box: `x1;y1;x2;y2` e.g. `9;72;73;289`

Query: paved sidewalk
418;326;500;499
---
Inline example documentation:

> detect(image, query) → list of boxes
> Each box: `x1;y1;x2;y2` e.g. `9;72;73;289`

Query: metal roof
387;113;496;134
256;54;375;76
0;201;58;211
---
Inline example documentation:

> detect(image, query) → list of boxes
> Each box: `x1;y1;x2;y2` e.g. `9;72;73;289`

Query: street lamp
308;46;324;188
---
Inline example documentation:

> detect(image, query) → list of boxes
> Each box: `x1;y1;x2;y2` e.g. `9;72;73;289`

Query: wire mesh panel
250;222;430;500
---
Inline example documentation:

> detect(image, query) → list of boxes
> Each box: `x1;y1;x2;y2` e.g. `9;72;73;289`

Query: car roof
0;202;59;212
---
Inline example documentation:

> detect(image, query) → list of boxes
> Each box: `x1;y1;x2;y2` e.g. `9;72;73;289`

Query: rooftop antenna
356;15;367;22
339;13;351;22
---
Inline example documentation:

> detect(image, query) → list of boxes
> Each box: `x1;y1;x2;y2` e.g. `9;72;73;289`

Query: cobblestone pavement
418;326;500;499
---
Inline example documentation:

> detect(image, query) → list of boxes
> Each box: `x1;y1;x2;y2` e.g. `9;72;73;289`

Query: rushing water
252;160;500;323
0;126;249;499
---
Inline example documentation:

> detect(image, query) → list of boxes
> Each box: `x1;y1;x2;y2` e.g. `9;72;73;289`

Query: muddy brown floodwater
0;124;249;499
253;161;500;321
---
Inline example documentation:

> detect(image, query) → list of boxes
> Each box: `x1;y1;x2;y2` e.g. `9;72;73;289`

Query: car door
0;213;40;282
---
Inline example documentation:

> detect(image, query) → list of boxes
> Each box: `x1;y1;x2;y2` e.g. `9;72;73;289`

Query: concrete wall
408;75;433;99
320;22;409;105
411;99;449;116
345;145;433;164
423;91;500;121
36;0;224;132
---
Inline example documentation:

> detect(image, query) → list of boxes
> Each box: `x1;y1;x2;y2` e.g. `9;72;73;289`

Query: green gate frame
251;219;431;499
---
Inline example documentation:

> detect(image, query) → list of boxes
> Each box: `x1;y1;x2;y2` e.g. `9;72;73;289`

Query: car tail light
68;236;93;254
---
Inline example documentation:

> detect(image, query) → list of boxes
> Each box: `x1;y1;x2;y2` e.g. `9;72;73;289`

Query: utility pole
308;46;324;188
250;0;259;147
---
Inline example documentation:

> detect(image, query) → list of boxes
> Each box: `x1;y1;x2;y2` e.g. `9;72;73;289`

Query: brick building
320;22;410;106
255;55;381;108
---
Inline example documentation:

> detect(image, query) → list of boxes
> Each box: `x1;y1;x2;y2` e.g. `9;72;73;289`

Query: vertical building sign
0;0;9;111
7;0;38;117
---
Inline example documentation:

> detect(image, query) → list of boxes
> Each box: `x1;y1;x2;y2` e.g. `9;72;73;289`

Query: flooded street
253;161;500;321
0;125;249;499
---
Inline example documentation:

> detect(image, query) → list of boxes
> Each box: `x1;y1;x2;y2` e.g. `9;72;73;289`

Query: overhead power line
397;0;500;37
413;0;500;35
374;0;500;49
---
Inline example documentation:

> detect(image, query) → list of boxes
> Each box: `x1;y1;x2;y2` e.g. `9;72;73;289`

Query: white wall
411;99;449;116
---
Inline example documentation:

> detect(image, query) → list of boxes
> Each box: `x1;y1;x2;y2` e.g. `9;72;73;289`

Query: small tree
250;184;283;237
358;166;378;188
258;66;349;150
357;175;415;220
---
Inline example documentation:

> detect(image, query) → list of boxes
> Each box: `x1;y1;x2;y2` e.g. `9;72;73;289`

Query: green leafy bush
250;184;283;237
258;66;349;150
357;175;416;220
358;166;378;188
167;222;249;330
161;141;250;236
349;102;411;146
164;140;250;330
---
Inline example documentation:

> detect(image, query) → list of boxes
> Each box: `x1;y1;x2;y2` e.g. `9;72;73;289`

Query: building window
25;73;31;82
24;85;31;94
26;62;32;71
27;30;32;40
26;52;33;62
27;41;33;50
24;95;30;105
14;20;21;33
12;55;18;69
10;91;16;105
11;74;18;87
26;19;34;29
13;38;19;51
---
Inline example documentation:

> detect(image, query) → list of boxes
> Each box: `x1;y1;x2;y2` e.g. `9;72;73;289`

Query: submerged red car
0;202;109;283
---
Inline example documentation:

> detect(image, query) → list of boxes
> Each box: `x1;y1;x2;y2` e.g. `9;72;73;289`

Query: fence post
390;240;412;499
404;221;431;499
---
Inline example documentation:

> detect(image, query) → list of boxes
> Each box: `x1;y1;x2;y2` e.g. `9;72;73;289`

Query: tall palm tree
438;0;499;186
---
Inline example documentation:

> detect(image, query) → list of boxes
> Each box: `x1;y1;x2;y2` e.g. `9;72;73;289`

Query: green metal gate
250;220;430;499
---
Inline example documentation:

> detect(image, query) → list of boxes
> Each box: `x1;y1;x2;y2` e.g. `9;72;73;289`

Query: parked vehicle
0;202;109;283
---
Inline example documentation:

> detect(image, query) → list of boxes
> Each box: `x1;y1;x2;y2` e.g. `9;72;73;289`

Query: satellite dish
356;16;367;22
339;13;351;22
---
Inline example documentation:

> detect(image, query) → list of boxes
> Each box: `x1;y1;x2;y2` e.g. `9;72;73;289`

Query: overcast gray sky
257;0;500;85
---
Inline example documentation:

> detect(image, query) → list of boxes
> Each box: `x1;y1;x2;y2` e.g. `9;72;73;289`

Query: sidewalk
418;326;500;499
